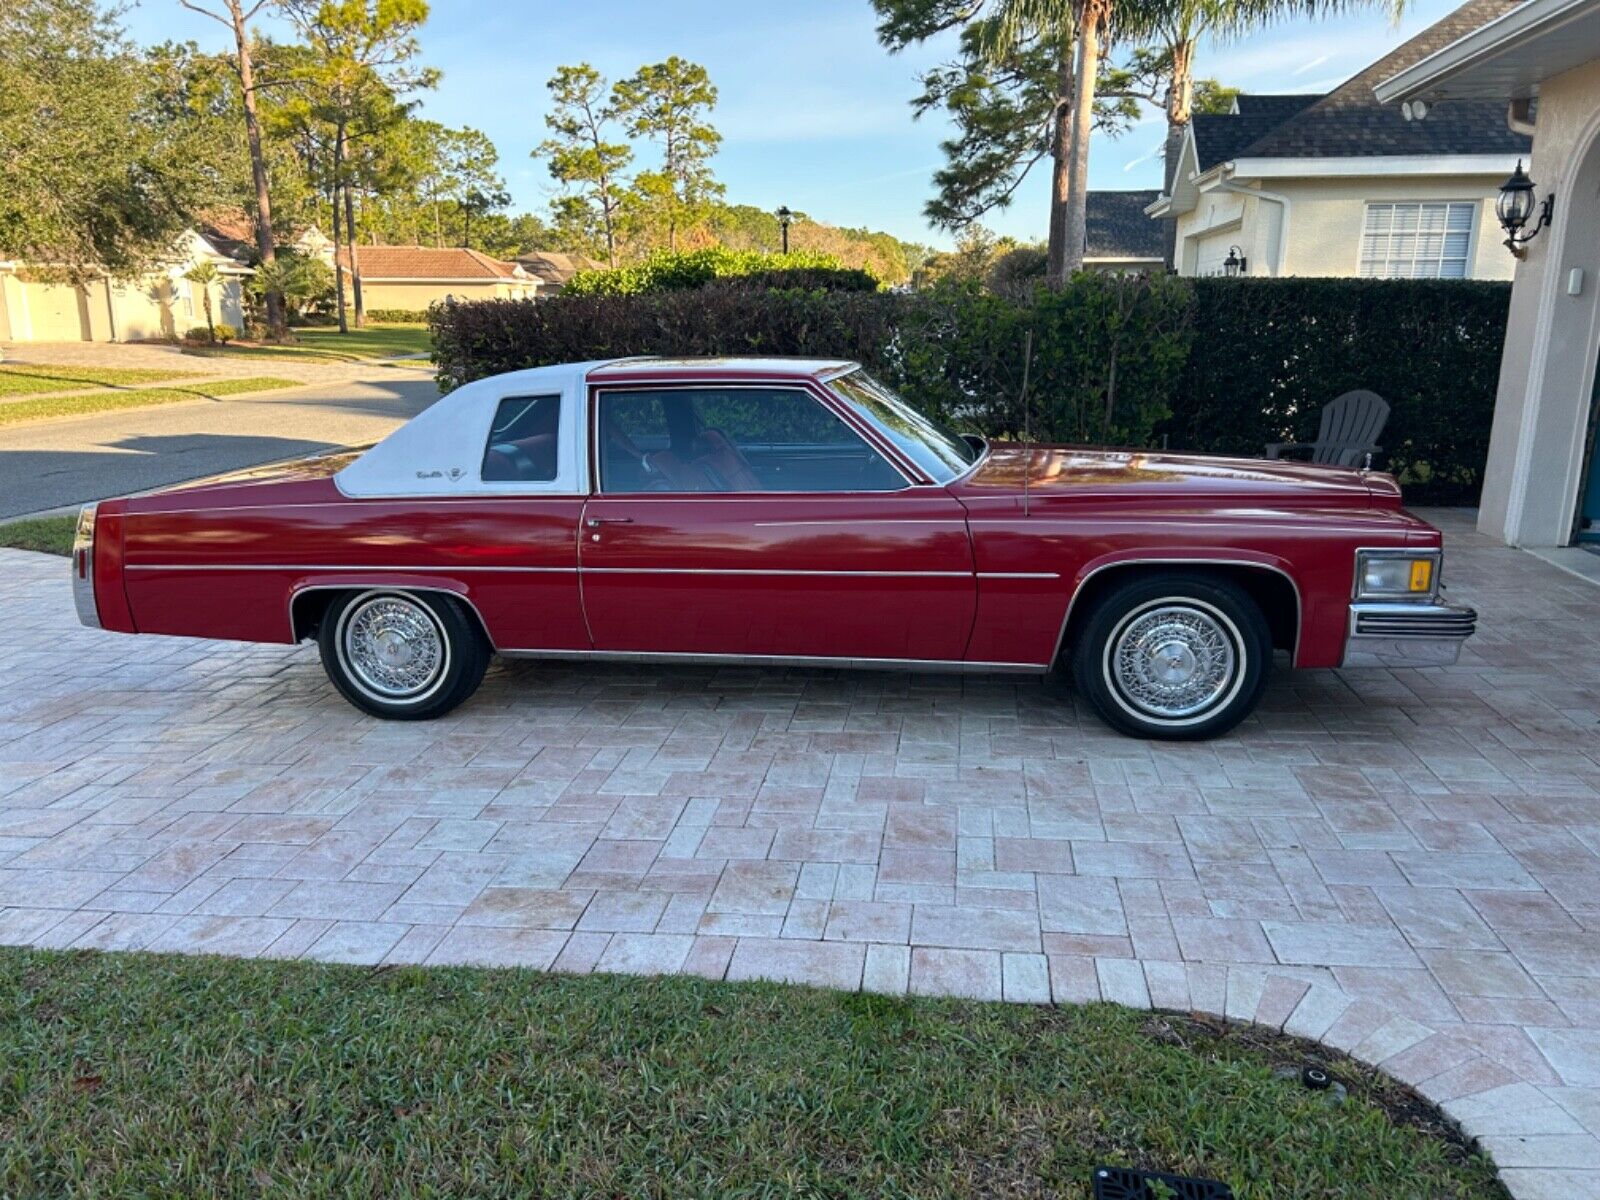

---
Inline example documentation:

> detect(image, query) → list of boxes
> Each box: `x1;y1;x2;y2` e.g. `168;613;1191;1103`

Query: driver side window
596;387;906;494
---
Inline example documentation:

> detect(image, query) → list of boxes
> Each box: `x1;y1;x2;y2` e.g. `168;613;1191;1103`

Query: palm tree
1149;0;1407;199
981;0;1168;283
183;259;220;342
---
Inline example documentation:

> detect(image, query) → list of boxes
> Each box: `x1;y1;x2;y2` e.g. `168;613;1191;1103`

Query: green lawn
0;377;300;427
0;516;75;555
0;948;1505;1200
185;323;431;363
0;365;199;397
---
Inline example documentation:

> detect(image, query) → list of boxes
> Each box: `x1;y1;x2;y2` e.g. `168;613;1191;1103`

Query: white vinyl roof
336;360;614;499
1376;0;1600;104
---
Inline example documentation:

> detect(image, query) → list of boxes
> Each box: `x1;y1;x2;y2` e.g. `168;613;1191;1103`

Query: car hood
958;444;1399;506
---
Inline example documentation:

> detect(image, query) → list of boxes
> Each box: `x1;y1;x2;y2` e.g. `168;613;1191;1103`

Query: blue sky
123;0;1464;248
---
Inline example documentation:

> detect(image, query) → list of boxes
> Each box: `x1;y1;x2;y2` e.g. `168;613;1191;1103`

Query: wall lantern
1496;160;1555;259
776;205;793;254
1223;245;1247;277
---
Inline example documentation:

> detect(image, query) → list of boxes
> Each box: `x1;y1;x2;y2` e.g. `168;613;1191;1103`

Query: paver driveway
2;508;1598;1197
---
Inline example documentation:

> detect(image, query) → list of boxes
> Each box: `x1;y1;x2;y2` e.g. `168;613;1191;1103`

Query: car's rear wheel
317;589;489;720
1068;573;1271;740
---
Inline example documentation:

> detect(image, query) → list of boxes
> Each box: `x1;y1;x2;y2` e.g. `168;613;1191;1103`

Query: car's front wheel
1069;572;1271;740
317;589;489;720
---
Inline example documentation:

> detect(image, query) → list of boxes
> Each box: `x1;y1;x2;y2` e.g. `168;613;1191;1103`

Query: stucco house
1377;0;1600;551
0;229;252;344
1149;0;1531;279
341;246;539;310
1084;191;1166;272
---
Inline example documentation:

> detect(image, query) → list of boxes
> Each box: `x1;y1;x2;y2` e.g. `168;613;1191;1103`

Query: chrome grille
1355;609;1477;638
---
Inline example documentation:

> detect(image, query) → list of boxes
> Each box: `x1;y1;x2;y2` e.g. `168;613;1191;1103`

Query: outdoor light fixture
1496;160;1554;259
1222;245;1247;277
776;205;793;254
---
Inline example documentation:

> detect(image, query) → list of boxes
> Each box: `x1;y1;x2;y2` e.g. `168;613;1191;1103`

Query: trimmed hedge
363;308;430;324
563;248;878;296
432;276;1511;504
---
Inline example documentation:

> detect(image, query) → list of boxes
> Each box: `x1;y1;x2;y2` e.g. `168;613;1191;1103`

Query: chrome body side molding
497;648;1050;674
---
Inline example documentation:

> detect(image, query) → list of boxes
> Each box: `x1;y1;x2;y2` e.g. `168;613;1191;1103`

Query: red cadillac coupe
71;357;1475;739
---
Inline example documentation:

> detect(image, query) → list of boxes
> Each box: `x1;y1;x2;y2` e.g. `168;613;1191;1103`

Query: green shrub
181;326;212;344
1163;278;1511;504
563;247;878;296
364;308;430;324
431;276;1511;504
212;323;237;344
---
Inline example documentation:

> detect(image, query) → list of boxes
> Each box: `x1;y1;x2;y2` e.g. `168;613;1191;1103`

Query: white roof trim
1375;0;1599;103
1229;153;1520;178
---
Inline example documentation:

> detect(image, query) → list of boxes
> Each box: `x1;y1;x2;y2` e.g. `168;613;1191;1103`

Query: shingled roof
1188;0;1531;168
1084;191;1164;261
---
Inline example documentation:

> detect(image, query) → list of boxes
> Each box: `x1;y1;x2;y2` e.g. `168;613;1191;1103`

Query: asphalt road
0;375;440;518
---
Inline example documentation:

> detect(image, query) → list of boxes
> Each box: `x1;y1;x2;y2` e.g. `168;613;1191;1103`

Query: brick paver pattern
2;510;1598;1198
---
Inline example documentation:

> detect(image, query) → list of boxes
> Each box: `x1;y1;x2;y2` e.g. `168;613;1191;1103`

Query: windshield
828;369;979;483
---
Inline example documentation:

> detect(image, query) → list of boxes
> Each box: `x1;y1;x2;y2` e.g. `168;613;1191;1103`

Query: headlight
1355;549;1439;600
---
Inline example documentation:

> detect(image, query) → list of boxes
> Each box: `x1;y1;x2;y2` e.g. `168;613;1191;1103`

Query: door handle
586;516;633;527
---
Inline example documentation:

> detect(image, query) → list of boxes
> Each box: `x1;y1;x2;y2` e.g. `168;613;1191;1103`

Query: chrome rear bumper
72;504;100;629
1341;599;1476;668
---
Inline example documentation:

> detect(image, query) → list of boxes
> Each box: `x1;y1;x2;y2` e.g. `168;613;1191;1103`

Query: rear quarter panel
119;479;587;651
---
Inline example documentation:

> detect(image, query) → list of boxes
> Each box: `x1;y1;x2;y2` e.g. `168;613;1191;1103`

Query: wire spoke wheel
1100;596;1251;729
337;594;449;703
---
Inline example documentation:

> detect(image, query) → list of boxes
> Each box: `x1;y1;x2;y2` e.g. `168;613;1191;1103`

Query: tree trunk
1060;0;1105;281
1045;35;1075;287
1160;36;1196;272
330;171;348;335
228;1;283;339
203;285;215;341
339;132;364;328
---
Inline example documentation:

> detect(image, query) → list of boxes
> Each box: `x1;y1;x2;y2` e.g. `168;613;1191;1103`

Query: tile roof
342;246;524;280
1084;191;1165;260
1191;0;1531;167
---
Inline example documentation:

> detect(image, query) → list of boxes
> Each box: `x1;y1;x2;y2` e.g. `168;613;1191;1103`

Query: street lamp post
776;205;792;255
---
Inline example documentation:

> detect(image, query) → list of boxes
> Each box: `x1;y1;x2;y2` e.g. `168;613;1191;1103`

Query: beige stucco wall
1478;57;1600;546
0;272;240;343
356;280;533;311
1175;175;1515;280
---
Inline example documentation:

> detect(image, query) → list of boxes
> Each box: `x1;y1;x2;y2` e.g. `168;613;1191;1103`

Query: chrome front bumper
72;504;100;629
1341;598;1476;668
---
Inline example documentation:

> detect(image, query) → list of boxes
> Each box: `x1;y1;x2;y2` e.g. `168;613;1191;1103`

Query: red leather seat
692;429;763;492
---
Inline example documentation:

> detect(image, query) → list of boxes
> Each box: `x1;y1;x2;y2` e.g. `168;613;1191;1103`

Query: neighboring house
1084;190;1166;272
513;250;600;295
0;228;251;344
1149;0;1531;279
1377;0;1600;550
198;210;334;267
341;246;539;309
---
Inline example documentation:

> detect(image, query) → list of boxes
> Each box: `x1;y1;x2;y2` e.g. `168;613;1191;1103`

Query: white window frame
1358;200;1478;279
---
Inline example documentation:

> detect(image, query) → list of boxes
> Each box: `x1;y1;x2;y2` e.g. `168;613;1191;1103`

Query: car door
578;382;977;663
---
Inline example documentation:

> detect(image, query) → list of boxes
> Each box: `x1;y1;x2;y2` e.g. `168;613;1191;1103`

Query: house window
1360;202;1475;278
174;279;195;317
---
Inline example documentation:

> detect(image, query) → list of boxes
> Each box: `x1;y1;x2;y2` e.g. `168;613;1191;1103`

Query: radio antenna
1019;328;1034;518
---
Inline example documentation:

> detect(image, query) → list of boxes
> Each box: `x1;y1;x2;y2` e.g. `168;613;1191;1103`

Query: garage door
22;281;90;341
1194;236;1237;278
